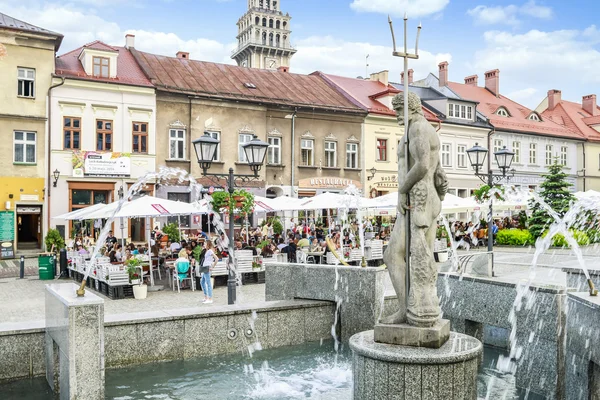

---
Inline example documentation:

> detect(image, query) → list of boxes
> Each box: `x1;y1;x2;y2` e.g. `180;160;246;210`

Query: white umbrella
52;203;107;220
84;195;201;219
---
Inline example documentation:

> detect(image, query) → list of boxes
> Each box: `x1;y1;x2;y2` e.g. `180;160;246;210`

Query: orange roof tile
542;100;600;142
447;81;583;140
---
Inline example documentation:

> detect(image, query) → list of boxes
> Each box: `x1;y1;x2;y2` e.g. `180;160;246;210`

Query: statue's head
392;92;423;123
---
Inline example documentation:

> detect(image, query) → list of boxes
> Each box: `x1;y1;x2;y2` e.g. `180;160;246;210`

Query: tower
231;0;297;70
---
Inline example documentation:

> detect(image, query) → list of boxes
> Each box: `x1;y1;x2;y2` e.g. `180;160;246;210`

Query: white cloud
292;35;451;82
467;1;552;26
350;0;450;18
507;87;538;104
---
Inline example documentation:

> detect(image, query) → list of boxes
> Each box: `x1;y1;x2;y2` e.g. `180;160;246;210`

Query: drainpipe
47;76;66;230
290;108;297;197
487;128;494;174
360;121;366;195
582;142;586;191
189;96;193;175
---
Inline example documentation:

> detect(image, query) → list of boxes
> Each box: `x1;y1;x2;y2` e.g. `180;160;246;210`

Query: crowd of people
447;215;524;248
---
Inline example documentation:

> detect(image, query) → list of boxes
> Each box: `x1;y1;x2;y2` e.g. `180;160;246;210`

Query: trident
388;14;421;306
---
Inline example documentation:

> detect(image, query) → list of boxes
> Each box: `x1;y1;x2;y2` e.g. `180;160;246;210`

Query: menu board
0;211;15;259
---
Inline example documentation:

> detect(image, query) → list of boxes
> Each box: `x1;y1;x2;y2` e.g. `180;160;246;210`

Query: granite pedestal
350;330;482;400
45;283;104;400
374;319;450;348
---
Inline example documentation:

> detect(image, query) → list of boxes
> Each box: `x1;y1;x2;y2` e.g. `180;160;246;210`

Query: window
545;144;553;165
448;103;473;120
376;139;387;161
346;143;358;168
301;139;314;166
167;192;190;227
460;105;466;119
529;143;537;164
493;139;503;153
238;133;254;162
206;131;220;161
528;113;541;121
560;146;568;166
267;136;281;165
467;107;472;120
441;143;451;167
324;141;336;167
169;128;185;159
14;131;36;163
132;122;148;154
63;117;81;149
457;145;466;168
512;141;521;163
17;67;35;98
496;107;509;117
92;56;109;78
96;120;112;151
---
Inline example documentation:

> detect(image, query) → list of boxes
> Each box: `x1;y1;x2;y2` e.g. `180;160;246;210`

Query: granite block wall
563;267;600;292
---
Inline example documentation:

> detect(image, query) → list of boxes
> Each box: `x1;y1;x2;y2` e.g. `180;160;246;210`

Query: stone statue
382;92;448;328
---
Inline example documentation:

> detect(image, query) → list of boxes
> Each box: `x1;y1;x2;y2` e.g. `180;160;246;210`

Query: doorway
17;206;42;249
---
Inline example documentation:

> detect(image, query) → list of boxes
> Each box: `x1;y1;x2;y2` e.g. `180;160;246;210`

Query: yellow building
0;13;62;254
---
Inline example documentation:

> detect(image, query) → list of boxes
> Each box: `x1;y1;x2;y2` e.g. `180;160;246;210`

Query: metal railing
231;40;295;55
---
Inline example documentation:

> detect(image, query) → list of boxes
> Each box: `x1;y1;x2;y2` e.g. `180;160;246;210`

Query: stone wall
0;299;334;383
563;267;600;292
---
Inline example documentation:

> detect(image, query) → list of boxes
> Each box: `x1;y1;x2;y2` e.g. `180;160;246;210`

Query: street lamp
192;132;269;305
367;167;377;181
52;169;60;187
466;143;515;268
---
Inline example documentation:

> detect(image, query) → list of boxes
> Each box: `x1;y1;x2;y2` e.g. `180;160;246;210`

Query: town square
0;0;599;399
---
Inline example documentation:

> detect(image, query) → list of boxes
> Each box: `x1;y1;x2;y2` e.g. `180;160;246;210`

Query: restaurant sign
0;211;15;259
374;175;398;189
299;177;362;189
72;151;131;178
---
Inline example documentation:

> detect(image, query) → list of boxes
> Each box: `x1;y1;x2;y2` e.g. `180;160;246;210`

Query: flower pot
130;279;140;285
133;284;148;299
434;251;449;263
233;195;244;202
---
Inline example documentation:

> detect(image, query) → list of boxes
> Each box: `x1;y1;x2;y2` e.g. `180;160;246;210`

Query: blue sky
2;0;599;108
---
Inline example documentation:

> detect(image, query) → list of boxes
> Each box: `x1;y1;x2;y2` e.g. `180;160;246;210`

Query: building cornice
0;113;46;121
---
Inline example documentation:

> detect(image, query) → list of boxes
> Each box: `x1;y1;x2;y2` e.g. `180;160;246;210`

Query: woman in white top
200;241;217;304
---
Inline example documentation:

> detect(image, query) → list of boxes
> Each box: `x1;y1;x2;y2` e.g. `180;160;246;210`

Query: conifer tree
527;159;575;238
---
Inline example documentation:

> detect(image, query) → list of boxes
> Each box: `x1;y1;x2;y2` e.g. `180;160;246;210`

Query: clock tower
231;0;297;70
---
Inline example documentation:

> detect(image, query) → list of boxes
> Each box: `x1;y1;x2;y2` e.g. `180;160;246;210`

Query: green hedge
496;229;534;246
545;230;590;247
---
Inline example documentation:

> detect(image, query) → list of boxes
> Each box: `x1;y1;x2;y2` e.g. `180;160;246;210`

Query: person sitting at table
374;234;380;240
261;243;276;258
309;238;321;252
169;240;181;254
331;232;342;250
244;239;258;256
197;228;208;240
297;233;310;248
276;237;286;251
343;234;352;246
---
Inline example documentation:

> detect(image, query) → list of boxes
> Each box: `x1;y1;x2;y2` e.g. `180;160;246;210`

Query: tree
527;159;575;239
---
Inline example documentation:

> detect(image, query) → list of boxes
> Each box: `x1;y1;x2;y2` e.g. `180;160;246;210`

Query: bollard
19;255;25;279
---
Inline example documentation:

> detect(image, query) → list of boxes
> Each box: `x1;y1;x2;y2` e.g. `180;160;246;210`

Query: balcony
231;40;296;56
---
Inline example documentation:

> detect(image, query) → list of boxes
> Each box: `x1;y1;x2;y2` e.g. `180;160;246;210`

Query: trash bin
38;254;55;280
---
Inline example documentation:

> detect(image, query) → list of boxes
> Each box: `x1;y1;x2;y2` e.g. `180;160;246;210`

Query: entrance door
17;206;42;249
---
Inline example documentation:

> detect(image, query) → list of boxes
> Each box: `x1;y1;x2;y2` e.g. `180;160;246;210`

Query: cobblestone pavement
0;257;40;279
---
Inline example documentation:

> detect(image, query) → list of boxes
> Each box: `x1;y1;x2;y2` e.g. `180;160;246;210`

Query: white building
49;35;156;242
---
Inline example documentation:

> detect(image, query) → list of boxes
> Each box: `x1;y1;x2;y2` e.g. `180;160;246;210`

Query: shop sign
72;151;131;178
16;206;41;214
299;177;362;189
374;175;398;189
0;211;15;259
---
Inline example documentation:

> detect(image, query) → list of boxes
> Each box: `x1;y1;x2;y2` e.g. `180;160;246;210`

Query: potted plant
44;228;65;254
161;223;180;243
434;225;450;263
125;258;147;299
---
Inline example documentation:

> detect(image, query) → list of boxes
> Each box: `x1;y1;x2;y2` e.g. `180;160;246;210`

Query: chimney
407;69;414;85
583;94;598;116
484;69;500;97
438;61;448;87
369;70;389;86
277;66;289;73
176;51;190;59
547;89;562;111
125;34;135;49
464;75;478;86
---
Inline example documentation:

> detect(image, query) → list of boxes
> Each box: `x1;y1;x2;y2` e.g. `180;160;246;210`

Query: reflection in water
0;341;545;399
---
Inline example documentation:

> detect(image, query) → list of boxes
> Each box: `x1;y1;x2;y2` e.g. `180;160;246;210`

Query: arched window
496;107;510;117
283;21;287;29
262;18;267;27
276;34;280;47
269;19;273;28
255;16;260;25
266;0;271;9
269;32;274;46
528;113;541;121
276;20;280;29
262;32;267;45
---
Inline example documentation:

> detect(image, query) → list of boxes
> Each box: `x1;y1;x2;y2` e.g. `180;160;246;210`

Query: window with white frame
169;129;185;160
14;131;36;163
17;67;35;98
346;142;358;169
457;145;467;168
529;143;537;164
528;113;541;121
267;136;281;165
448;103;473;120
441;143;451;167
324;141;336;167
512;141;521;163
560;146;567;166
238;133;254;162
301;139;314;166
496;107;509;117
493;139;503;153
545;144;553;165
206;131;220;161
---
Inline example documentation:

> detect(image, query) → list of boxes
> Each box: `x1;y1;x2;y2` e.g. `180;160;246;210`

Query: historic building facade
0;13;62;253
231;0;296;70
49;35;156;242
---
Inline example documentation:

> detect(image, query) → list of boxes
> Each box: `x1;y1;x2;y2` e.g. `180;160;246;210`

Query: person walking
200;241;217;304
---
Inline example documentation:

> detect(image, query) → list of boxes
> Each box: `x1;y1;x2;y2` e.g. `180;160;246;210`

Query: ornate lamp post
466;143;515;259
192;132;269;305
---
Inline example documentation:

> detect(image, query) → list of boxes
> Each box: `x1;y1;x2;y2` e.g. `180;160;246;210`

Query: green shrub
587;229;600;244
162;223;180;243
496;229;534;246
45;229;65;253
545;230;590;248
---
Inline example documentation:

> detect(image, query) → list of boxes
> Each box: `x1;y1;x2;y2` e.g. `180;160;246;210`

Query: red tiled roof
541;100;600;142
315;72;440;122
130;50;365;114
447;81;583;140
55;42;153;87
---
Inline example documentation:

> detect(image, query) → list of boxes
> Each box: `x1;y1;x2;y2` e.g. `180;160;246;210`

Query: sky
2;0;599;109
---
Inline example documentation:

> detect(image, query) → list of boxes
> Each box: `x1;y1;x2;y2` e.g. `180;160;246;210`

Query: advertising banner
72;151;131;177
0;211;15;259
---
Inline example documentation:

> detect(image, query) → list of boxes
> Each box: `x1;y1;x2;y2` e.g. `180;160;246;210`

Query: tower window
255;16;259;25
276;20;280;29
262;18;266;27
269;19;273;28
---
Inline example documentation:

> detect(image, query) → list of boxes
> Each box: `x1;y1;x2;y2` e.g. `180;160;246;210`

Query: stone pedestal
374;319;450;348
350;330;482;400
45;283;105;400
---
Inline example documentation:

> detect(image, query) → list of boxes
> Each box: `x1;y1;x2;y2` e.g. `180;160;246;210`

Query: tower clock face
265;57;278;70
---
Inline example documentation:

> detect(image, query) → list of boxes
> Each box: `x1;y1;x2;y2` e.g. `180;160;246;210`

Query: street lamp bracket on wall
52;169;60;187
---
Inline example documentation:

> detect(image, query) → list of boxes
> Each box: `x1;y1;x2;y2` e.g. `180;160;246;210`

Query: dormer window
448;103;473;120
528;112;541;121
496;107;510;117
93;57;109;78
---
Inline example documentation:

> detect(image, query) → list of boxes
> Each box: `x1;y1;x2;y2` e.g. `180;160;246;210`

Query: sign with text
298;177;362;189
0;211;15;259
151;204;169;215
72;151;131;177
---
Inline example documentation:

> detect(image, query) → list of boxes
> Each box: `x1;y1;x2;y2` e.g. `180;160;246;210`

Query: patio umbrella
83;195;201;219
52;203;107;220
